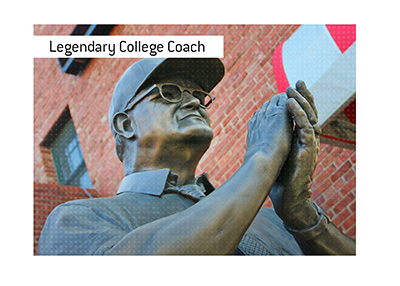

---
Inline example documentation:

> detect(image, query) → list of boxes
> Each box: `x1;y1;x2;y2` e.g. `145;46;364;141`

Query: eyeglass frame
124;83;216;112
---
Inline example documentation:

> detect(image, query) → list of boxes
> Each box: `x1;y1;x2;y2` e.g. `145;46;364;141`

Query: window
41;108;93;188
58;24;115;75
51;121;93;188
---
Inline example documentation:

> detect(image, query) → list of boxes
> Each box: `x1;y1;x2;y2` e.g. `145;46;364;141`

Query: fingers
296;80;318;116
287;98;312;131
249;93;289;131
247;94;291;145
294;80;321;136
270;92;287;107
248;102;270;134
260;100;271;114
286;81;318;125
287;98;320;145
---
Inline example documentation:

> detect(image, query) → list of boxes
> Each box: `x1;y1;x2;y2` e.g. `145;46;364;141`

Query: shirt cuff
284;203;331;241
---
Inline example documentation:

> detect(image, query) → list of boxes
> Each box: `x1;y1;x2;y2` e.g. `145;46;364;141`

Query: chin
180;125;214;144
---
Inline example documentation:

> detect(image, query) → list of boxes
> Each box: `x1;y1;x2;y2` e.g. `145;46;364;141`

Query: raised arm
269;81;355;255
106;94;293;255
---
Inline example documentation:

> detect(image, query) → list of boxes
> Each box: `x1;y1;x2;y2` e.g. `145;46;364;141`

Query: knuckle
303;130;314;141
263;100;271;106
298;125;314;138
309;115;318;125
313;123;322;135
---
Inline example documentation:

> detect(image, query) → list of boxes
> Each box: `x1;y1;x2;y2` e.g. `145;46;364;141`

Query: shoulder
44;197;113;223
43;195;139;231
37;196;136;255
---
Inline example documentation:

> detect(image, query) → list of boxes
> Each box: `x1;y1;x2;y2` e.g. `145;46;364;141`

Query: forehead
157;77;202;89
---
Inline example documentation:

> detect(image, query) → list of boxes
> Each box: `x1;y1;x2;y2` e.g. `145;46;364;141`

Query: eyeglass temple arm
124;84;158;112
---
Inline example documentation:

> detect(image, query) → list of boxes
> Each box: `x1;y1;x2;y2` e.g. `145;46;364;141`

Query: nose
180;91;201;110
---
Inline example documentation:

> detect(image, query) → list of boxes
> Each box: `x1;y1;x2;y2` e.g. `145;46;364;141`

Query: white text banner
33;36;224;58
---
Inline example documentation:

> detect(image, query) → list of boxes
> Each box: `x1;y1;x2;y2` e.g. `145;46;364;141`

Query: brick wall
313;144;356;237
33;183;98;254
34;25;356;253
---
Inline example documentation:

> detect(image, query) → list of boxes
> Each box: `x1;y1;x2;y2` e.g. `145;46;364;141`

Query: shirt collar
117;168;215;196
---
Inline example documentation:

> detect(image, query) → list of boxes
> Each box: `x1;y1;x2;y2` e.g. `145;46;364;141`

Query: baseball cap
109;58;225;137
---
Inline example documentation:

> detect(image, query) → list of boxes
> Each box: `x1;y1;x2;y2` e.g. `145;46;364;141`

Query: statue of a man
38;58;355;255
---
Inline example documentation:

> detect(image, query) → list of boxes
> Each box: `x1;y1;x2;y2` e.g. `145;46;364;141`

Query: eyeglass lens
160;84;182;102
160;84;212;108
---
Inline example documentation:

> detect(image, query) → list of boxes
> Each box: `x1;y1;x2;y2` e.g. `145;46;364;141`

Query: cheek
201;110;211;126
133;106;177;134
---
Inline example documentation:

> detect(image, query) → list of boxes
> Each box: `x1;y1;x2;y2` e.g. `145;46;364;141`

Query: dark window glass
51;120;93;188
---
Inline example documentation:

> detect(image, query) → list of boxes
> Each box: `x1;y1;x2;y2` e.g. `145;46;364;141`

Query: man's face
128;77;214;147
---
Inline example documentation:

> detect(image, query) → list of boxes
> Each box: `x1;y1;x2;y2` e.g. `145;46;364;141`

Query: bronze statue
38;58;355;255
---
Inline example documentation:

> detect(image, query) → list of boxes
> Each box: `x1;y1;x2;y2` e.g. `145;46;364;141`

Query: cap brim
139;58;225;94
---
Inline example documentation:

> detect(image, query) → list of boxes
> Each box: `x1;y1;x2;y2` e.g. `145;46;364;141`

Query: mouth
179;113;205;121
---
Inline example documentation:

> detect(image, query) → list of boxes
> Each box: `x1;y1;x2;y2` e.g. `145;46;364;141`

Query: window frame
40;107;93;188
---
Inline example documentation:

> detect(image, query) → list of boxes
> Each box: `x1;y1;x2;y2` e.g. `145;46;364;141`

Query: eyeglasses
124;83;215;112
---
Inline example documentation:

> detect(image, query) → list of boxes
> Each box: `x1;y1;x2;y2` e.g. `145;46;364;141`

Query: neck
124;136;210;186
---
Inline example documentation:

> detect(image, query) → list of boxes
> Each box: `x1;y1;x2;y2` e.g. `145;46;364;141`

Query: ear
112;112;136;139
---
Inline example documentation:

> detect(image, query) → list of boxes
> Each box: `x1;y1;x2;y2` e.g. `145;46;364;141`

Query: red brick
322;148;343;168
331;161;352;182
346;225;356;238
323;186;339;201
344;168;356;182
323;192;342;210
341;177;356;196
315;164;336;185
342;213;356;231
336;150;353;166
349;201;356;213
313;164;324;179
334;178;346;191
263;198;273;207
317;178;333;193
314;195;326;206
323;144;334;154
332;208;351;226
333;192;356;214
